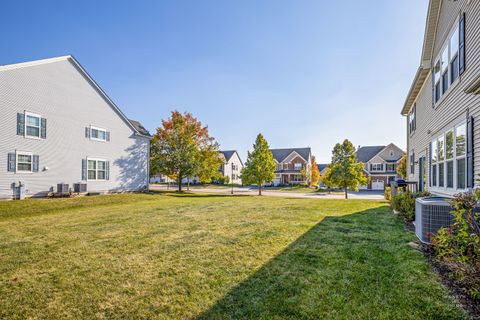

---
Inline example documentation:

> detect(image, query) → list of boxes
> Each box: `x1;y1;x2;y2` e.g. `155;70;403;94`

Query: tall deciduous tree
396;154;407;179
151;111;221;192
310;156;321;187
242;134;276;195
328;139;368;199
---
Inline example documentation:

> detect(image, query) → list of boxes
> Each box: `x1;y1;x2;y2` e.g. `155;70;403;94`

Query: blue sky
1;1;428;163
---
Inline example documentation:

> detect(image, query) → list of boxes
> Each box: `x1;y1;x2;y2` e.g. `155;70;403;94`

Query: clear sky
1;0;428;163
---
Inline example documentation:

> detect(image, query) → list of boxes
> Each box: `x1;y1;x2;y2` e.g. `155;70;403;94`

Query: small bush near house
384;187;391;201
390;190;431;221
431;191;480;300
216;175;230;185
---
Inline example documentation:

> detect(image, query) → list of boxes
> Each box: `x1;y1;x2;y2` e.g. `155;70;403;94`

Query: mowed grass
0;193;465;319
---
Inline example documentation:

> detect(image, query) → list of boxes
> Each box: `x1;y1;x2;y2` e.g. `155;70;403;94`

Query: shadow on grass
196;206;462;320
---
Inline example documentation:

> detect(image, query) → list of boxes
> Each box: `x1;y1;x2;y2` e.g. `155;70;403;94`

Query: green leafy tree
242;134;276;195
396;154;407;179
328;139;368;199
197;145;224;183
151;111;221;192
321;166;336;192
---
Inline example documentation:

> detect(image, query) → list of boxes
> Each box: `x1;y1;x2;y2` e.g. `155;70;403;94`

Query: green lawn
0;193;465;319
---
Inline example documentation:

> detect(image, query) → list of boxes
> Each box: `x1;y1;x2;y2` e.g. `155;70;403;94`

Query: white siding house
0;56;151;199
219;150;243;184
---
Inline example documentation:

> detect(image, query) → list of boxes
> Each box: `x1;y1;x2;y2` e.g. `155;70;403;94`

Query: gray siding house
0;56;151;199
270;147;312;186
402;0;480;196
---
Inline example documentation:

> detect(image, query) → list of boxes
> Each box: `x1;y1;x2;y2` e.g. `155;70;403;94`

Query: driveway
150;185;385;200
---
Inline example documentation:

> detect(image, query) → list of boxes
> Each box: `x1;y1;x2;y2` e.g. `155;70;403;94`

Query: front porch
276;173;306;185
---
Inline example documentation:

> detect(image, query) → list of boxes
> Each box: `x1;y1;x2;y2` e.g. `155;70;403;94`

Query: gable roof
220;150;243;166
129;119;151;137
356;146;385;163
270;147;311;163
317;164;328;172
401;0;441;115
0;55;151;138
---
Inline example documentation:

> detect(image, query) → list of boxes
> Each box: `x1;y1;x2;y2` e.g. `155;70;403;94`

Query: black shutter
459;13;466;75
370;163;372;171
431;67;435;107
429;143;432;187
7;153;16;172
106;131;110;141
467;115;474;188
85;127;90;138
40;118;47;139
413;104;417;131
33;155;39;172
106;161;110;180
82;159;87;180
17;113;25;135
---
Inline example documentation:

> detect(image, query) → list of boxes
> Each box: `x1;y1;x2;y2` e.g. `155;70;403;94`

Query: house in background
0;56;151;199
402;0;479;195
219;150;243;184
317;163;328;187
356;144;405;190
270;148;312;186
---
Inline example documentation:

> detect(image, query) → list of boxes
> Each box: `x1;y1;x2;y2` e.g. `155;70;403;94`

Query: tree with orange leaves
151;111;222;192
310;156;321;187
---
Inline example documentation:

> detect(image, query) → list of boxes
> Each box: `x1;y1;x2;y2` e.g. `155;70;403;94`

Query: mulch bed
399;215;480;319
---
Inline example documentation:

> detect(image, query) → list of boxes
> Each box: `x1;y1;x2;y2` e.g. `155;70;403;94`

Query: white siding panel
0;59;149;199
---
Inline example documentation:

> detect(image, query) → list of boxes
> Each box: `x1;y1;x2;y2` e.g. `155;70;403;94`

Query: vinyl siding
0;58;149;199
407;0;480;196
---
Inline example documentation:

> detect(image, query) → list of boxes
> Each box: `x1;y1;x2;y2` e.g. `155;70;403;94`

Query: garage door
371;180;384;190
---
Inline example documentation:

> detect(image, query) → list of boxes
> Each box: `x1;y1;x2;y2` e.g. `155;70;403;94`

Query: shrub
431;191;480;300
384;187;391;201
390;190;431;221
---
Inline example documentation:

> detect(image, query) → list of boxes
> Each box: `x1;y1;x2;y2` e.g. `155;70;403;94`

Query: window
386;164;395;172
90;127;107;141
409;105;416;134
87;159;107;180
434;17;463;103
17;153;33;172
294;163;302;170
25;113;41;138
430;122;467;191
371;163;383;171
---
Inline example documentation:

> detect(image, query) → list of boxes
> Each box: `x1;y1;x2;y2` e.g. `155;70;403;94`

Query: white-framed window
16;152;33;172
386;164;395;172
25;112;41;138
87;158;107;180
430;122;467;192
434;17;461;103
371;163;383;172
90;126;108;141
283;163;289;170
408;105;416;134
294;163;302;170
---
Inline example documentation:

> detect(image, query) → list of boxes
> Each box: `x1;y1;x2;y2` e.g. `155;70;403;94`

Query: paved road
150;185;385;200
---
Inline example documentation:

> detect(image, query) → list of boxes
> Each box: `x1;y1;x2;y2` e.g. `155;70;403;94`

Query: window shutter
429;143;432;187
106;161;110;180
17;113;25;135
82;159;87;181
467;115;474;188
85;127;90;138
106;131;110;141
33;155;39;172
459;13;466;75
413;105;416;131
370;164;372;171
7;153;16;172
431;67;435;107
40;118;47;139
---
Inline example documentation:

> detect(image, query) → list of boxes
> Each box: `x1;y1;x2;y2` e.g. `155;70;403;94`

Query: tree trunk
178;176;182;192
344;185;348;199
259;185;262;196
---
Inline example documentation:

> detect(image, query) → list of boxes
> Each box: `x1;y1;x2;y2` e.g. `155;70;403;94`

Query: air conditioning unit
415;197;454;244
74;183;87;193
57;183;69;194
